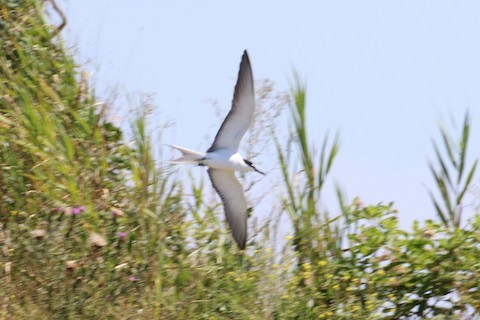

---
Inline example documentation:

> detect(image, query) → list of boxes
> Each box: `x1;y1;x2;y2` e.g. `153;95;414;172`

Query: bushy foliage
1;1;479;319
274;81;480;319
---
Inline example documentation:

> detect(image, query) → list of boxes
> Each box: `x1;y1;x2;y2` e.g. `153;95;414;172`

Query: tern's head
244;159;265;175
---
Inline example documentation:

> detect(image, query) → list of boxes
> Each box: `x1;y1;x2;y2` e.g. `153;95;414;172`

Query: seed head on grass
65;260;79;271
353;197;364;208
89;233;107;248
30;229;46;239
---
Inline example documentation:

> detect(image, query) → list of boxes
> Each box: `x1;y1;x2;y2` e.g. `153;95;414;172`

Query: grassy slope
0;2;277;319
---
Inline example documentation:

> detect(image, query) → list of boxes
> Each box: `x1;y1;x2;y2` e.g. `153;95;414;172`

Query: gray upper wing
208;50;255;152
207;169;247;249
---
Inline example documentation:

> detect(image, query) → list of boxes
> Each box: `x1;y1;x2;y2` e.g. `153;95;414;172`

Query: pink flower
111;208;124;217
71;206;86;215
117;232;128;240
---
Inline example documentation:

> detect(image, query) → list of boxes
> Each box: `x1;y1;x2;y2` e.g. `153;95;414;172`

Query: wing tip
237;240;246;250
232;231;246;250
241;50;251;68
231;221;247;250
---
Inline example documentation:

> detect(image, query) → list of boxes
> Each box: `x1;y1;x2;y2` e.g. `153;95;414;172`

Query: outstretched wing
207;169;247;249
208;50;255;153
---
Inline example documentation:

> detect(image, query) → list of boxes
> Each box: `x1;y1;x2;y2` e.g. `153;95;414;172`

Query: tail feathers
167;144;205;163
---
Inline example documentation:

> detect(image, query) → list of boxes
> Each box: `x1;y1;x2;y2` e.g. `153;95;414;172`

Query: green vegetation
1;1;479;319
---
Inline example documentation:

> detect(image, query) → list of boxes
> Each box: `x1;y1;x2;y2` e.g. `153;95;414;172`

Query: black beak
255;168;266;176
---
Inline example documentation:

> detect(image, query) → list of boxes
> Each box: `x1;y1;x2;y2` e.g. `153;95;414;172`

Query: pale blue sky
56;0;480;227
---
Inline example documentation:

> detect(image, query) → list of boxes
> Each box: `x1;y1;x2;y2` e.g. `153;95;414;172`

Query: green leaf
432;140;452;188
457;112;470;183
440;129;456;169
429;191;448;227
457;159;477;205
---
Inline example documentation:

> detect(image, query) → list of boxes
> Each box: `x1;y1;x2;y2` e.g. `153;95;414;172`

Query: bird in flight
169;50;264;249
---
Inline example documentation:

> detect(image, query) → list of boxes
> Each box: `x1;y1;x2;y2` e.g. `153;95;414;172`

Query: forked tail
167;144;205;164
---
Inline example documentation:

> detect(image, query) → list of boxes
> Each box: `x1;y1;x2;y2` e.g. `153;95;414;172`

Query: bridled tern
169;50;264;249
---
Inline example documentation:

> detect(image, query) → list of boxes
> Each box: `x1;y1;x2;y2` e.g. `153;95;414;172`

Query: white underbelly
203;152;248;171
